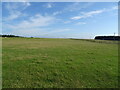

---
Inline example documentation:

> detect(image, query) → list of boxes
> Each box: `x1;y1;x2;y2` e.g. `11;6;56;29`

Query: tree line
0;35;22;37
95;36;120;41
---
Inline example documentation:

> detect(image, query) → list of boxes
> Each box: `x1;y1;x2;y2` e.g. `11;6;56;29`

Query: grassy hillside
2;38;118;88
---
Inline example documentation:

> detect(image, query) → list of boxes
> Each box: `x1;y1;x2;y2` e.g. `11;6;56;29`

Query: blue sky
2;2;118;39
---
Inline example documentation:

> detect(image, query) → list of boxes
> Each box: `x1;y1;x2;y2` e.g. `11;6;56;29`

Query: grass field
2;38;118;88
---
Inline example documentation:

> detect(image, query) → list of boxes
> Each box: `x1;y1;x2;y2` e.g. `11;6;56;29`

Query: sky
2;2;118;39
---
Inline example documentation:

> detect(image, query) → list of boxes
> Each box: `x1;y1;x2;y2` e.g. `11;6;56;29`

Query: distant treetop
0;35;22;37
95;36;120;41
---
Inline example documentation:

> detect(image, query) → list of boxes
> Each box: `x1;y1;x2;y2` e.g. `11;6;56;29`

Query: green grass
2;38;118;88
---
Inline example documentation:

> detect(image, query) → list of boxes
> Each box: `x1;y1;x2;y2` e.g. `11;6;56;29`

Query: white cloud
112;6;118;10
3;11;25;21
64;2;94;12
71;9;105;20
47;3;52;8
53;11;62;16
45;29;71;35
10;28;45;37
3;14;56;37
3;2;31;21
105;6;118;12
5;2;31;12
63;21;72;24
44;3;53;8
75;22;86;25
71;6;118;20
53;2;94;16
24;2;31;7
5;14;55;30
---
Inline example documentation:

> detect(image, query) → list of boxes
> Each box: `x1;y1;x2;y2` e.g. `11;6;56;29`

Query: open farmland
2;38;118;88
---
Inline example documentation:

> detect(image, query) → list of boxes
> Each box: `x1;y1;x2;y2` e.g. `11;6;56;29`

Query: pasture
2;38;118;88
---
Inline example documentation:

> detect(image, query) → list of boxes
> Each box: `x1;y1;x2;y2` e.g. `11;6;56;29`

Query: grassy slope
2;38;118;88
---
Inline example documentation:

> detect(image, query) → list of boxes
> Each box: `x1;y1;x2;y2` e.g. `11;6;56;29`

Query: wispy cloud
4;14;55;30
71;6;117;20
52;2;94;16
45;29;71;34
111;6;118;10
3;2;31;21
3;12;22;21
63;21;72;24
71;9;105;20
75;22;86;25
3;13;56;37
44;3;53;8
53;11;62;16
64;2;94;12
